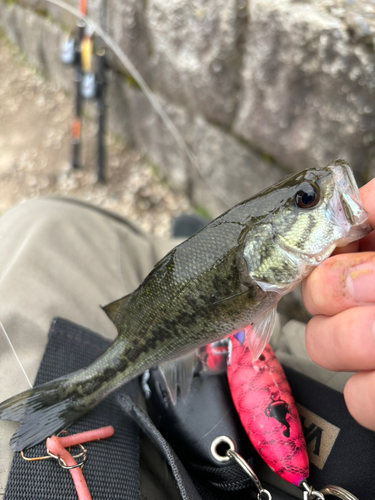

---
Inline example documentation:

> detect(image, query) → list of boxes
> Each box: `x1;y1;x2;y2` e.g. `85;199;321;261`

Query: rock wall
0;0;374;216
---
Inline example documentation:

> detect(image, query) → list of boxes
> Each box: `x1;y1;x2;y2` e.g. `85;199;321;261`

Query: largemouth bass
0;159;370;451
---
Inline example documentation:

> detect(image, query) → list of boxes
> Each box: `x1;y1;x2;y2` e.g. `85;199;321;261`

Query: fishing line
0;320;32;388
45;0;231;208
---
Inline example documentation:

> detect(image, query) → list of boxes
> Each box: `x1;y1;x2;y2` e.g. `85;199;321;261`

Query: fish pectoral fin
246;306;277;360
102;293;132;329
159;350;198;405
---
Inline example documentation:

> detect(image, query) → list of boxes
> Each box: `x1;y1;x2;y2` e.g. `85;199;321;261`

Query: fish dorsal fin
159;350;198;405
246;306;277;360
102;294;131;329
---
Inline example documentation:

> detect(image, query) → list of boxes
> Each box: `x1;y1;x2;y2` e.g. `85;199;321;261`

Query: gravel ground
0;33;191;238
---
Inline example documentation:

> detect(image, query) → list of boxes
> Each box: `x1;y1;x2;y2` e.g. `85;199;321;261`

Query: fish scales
101;223;273;377
0;160;371;451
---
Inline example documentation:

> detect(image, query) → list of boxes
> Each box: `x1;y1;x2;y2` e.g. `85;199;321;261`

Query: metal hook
21;429;88;470
47;443;88;470
319;485;359;500
20;430;70;462
20;450;55;462
302;481;325;500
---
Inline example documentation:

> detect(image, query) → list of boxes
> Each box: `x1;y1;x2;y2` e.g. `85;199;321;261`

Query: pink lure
203;341;228;372
227;328;309;486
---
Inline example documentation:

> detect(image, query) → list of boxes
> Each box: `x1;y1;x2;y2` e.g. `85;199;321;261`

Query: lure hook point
319;485;359;500
302;481;325;500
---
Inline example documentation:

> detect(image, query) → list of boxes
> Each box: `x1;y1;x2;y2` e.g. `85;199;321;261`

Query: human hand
302;177;375;431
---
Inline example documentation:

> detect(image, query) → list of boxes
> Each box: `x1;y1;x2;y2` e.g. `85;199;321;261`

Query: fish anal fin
159;351;198;405
246;306;277;360
102;294;131;329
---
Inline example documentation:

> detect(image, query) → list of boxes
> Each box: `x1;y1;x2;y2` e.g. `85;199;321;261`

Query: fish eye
295;182;320;209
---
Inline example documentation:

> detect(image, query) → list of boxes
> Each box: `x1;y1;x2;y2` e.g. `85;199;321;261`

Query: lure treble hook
302;482;325;500
301;481;359;500
319;485;359;500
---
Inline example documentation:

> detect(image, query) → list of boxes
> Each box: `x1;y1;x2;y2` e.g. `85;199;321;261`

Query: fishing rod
95;0;107;183
48;0;231;207
71;0;87;169
96;47;106;183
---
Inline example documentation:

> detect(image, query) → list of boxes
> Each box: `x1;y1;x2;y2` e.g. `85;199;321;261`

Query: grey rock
39;20;74;92
105;70;134;146
190;115;284;215
234;0;375;184
146;0;247;127
0;2;23;48
21;0;79;31
4;0;375;217
124;84;285;216
45;0;78;31
0;3;73;91
103;0;152;83
125;84;192;193
312;0;375;46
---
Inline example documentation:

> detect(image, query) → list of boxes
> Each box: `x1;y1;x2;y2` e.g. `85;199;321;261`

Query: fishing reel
80;29;96;99
81;72;96;99
60;34;75;65
59;28;97;99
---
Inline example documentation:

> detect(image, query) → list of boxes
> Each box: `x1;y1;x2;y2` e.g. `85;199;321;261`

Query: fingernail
346;264;375;303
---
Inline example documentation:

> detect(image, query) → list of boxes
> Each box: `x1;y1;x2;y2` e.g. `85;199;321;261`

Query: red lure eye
295;183;320;209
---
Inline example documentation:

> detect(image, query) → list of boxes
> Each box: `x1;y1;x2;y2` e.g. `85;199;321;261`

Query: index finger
302;251;375;316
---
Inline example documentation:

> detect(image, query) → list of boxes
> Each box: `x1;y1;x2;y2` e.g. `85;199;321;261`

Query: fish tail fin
0;375;91;451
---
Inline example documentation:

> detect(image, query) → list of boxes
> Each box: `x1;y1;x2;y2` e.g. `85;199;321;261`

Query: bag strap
5;318;140;500
118;394;203;500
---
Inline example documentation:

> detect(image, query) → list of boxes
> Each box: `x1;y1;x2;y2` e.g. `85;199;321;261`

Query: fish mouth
327;161;372;246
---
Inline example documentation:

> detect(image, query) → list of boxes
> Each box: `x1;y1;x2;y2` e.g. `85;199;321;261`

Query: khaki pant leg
0;197;180;497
